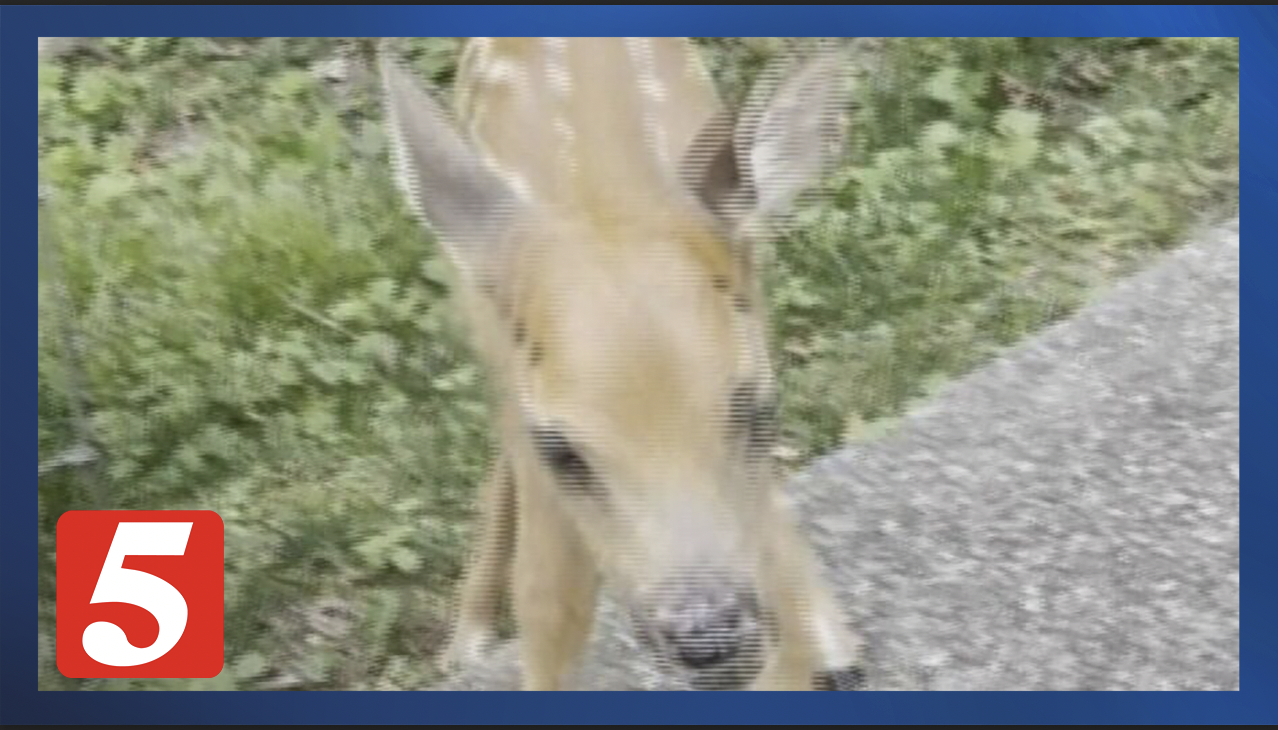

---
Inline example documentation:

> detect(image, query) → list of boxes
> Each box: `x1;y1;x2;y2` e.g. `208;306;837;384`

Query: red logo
57;510;224;678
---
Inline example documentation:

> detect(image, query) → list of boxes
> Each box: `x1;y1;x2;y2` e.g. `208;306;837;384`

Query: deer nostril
671;631;741;668
658;594;757;669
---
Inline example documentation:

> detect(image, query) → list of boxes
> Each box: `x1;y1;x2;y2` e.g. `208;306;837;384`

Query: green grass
37;37;1238;690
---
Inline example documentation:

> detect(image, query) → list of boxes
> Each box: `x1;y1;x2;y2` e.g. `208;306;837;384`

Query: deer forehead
508;220;764;433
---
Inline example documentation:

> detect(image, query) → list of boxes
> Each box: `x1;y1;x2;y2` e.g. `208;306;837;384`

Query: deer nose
650;573;762;670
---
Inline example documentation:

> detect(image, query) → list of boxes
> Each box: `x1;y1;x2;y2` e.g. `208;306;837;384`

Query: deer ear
681;49;851;232
680;109;751;224
738;50;850;219
380;51;523;286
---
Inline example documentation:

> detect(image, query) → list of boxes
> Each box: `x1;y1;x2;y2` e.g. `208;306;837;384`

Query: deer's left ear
682;50;851;233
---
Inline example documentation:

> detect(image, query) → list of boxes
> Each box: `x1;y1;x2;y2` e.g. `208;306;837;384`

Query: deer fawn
381;37;864;690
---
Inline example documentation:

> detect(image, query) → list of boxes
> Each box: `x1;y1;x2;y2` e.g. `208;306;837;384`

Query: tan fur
385;37;862;690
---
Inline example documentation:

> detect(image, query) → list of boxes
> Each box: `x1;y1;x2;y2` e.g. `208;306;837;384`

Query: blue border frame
5;6;1270;724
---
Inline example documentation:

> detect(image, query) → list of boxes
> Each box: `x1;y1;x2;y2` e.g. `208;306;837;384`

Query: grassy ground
37;37;1237;690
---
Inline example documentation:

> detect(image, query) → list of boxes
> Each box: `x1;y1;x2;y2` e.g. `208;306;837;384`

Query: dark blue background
3;5;1269;724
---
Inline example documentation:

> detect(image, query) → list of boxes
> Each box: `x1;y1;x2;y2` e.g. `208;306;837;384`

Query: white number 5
82;522;192;667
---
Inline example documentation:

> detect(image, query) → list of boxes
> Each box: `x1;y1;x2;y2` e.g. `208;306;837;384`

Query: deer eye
531;426;600;496
729;383;778;454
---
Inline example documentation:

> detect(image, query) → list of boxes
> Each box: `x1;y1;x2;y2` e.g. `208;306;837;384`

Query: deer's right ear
380;52;522;284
